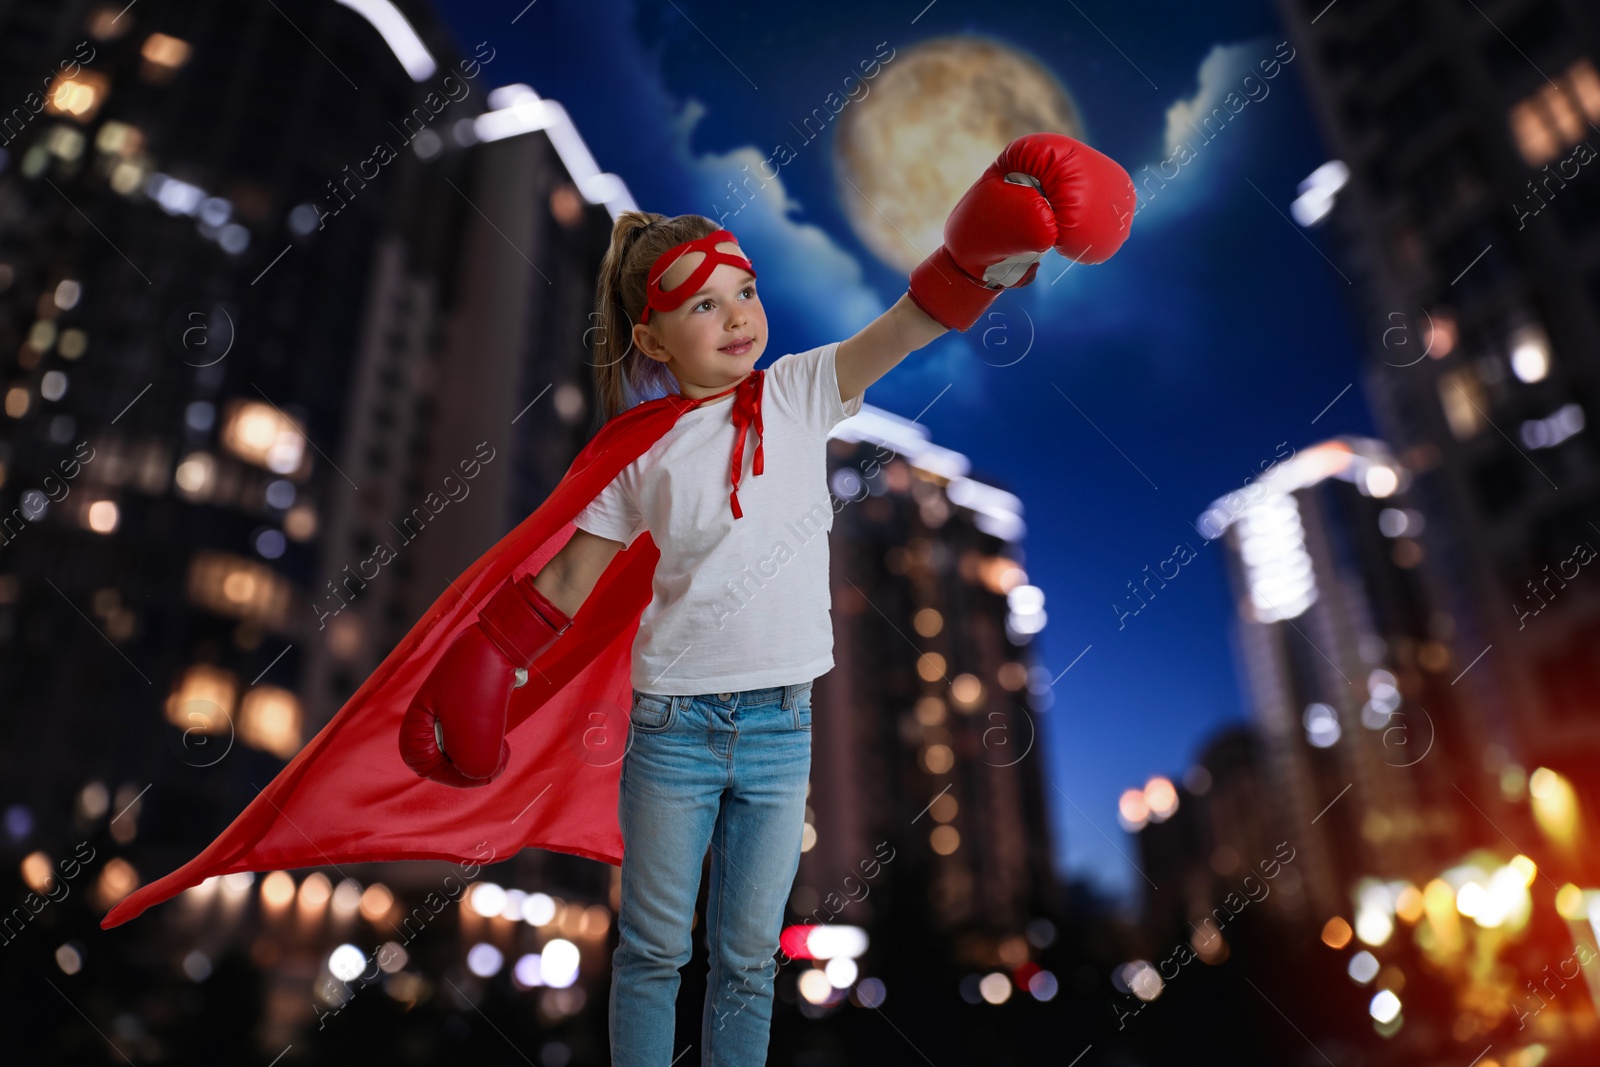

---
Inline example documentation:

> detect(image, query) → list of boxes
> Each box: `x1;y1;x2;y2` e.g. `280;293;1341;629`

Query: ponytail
590;211;721;426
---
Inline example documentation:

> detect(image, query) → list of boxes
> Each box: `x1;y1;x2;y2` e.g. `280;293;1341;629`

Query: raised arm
835;293;948;405
837;133;1135;405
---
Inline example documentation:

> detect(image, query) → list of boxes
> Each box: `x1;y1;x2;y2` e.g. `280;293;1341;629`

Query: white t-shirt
573;341;864;695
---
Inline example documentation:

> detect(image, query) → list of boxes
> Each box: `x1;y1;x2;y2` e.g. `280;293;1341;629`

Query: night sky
433;0;1379;907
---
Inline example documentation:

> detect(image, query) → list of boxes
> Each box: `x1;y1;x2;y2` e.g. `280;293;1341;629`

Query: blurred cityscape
2;0;1600;1065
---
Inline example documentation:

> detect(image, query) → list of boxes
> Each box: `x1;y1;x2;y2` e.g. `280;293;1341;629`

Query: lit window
141;33;192;70
44;70;109;122
165;664;238;735
239;686;302;758
1437;368;1486;440
1508;58;1600;166
186;550;293;629
220;400;308;476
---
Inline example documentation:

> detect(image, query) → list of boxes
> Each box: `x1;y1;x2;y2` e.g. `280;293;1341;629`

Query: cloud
1128;37;1289;226
665;99;887;350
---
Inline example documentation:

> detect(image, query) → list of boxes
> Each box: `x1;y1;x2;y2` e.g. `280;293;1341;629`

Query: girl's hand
906;132;1136;331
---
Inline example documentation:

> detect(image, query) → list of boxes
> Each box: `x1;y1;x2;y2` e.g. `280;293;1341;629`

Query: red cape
103;391;702;928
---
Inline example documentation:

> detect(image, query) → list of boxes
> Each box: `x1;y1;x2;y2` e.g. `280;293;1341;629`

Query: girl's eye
693;287;753;311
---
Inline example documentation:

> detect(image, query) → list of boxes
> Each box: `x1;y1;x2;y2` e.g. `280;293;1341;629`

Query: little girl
501;133;1134;1065
97;131;1132;1063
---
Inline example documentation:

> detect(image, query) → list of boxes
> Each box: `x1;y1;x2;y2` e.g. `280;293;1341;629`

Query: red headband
640;229;756;323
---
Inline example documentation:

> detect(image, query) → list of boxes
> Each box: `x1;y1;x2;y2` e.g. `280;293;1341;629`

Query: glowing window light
1304;703;1341;748
1118;788;1151;832
1144;777;1179;821
950;673;984;710
1510;324;1551;383
1369;989;1401;1024
1348;951;1380;984
1291;159;1349;226
1520;402;1585;450
1321;916;1353;949
377;942;406;973
45;71;109;121
334;0;437;80
329;944;367;982
331;879;363;917
360;883;395;923
299;872;332;912
1363;465;1399;498
1394;885;1424;924
468;882;507;918
148;173;205;216
1437;369;1487;440
238;686;302;758
221;400;306;475
539;938;580;988
1118;961;1163;1002
164;664;237;736
514;953;544;987
1355;906;1393;947
581;904;611;939
20;852;55;893
522;892;557;926
92;860;137;914
1455;883;1488;920
1475;865;1531;930
1555;884;1586;920
979;971;1014;1004
798;968;833;1004
141;33;192;70
221;872;255;898
86;500;118;533
930;825;960;855
922;743;954;775
825;957;858;989
1530;767;1579;846
858;976;889;1006
261;870;296;909
1236;494;1317;622
186;551;293;628
466;942;503;977
174;452;215;497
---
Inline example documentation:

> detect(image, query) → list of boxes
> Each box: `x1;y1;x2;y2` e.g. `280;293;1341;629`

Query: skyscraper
1274;0;1600;824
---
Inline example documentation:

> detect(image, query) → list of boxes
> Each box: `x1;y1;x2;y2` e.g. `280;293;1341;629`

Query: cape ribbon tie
691;370;765;520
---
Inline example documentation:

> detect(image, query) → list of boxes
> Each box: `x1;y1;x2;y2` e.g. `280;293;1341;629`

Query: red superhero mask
641;228;765;520
639;229;757;323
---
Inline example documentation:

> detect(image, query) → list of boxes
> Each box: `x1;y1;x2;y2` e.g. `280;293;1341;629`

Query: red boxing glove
908;132;1136;331
398;574;571;787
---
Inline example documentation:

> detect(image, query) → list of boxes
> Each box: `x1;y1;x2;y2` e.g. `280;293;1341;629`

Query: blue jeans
609;682;814;1067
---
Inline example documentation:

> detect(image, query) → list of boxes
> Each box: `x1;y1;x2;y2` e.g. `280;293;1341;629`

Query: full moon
833;37;1084;273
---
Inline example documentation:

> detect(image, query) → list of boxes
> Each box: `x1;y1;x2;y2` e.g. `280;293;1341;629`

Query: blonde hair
590;211;722;423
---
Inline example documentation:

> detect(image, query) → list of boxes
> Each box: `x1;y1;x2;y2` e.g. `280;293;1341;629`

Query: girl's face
631;238;767;399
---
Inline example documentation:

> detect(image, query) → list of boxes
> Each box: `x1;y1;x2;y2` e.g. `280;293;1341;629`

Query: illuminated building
1274;0;1600;844
1198;437;1490;924
792;403;1061;1004
0;3;629;1059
